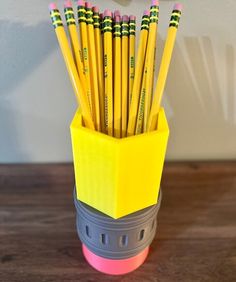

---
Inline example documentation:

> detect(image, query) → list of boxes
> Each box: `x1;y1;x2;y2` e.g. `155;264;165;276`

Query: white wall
0;0;236;163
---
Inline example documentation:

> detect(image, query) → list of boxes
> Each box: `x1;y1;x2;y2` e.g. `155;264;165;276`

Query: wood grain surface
0;162;236;282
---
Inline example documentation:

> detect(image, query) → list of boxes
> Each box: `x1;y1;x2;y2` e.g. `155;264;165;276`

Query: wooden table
0;162;236;281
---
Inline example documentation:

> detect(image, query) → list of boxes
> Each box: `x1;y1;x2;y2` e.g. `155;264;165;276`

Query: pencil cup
74;189;162;275
70;108;169;219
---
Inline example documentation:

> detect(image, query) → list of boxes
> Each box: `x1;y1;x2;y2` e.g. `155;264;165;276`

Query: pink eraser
129;15;136;21
77;0;85;7
85;2;92;9
114;10;120;17
122;15;129;22
174;3;183;11
114;16;121;23
104;9;112;17
152;0;159;6
143;10;150;16
49;3;57;10
64;0;72;8
92;6;99;13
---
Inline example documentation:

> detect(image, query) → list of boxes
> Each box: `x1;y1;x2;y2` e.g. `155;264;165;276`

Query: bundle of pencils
49;0;182;137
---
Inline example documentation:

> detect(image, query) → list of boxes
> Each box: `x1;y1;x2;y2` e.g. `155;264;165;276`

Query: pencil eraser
77;0;85;7
85;2;92;9
122;15;129;22
114;16;121;23
143;10;150;16
92;6;99;13
104;9;112;18
129;15;136;21
64;0;72;8
49;3;57;10
114;10;120;17
174;3;183;11
152;0;159;6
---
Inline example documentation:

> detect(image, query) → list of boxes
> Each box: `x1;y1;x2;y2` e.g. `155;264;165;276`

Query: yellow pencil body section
87;21;101;131
127;15;149;136
67;25;85;84
54;26;94;130
135;70;147;134
147;6;182;131
79;20;94;120
121;35;129;137
143;27;157;132
148;27;177;131
129;19;136;110
104;17;113;136
114;22;122;138
94;26;105;132
71;107;169;218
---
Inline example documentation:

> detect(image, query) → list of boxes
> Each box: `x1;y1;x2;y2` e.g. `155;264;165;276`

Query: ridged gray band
74;189;162;259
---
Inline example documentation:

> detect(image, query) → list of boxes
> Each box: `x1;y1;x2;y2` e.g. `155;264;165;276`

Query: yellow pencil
64;1;85;83
136;1;159;134
127;10;150;136
93;6;105;132
143;1;159;132
103;10;113;136
121;15;129;137
147;4;182;131
49;3;94;130
77;0;94;121
86;2;100;131
128;15;136;110
113;16;122;138
135;69;147;134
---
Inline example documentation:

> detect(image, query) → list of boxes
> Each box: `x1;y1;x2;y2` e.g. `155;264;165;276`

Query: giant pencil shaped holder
70;108;169;219
71;108;169;274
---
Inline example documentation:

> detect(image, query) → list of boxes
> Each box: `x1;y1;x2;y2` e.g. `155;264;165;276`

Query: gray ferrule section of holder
74;189;162;259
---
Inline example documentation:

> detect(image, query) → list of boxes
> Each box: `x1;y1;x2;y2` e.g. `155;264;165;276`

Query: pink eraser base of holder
82;244;149;275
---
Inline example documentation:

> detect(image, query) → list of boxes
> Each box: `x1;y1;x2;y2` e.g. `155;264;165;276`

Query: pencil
121;15;129;137
128;15;136;109
63;1;86;97
49;3;94;130
113;16;122;138
136;0;159;134
143;0;159;132
147;3;182;131
135;68;147;134
103;10;113;136
93;6;105;132
85;2;100;131
127;10;150;136
77;0;94;121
